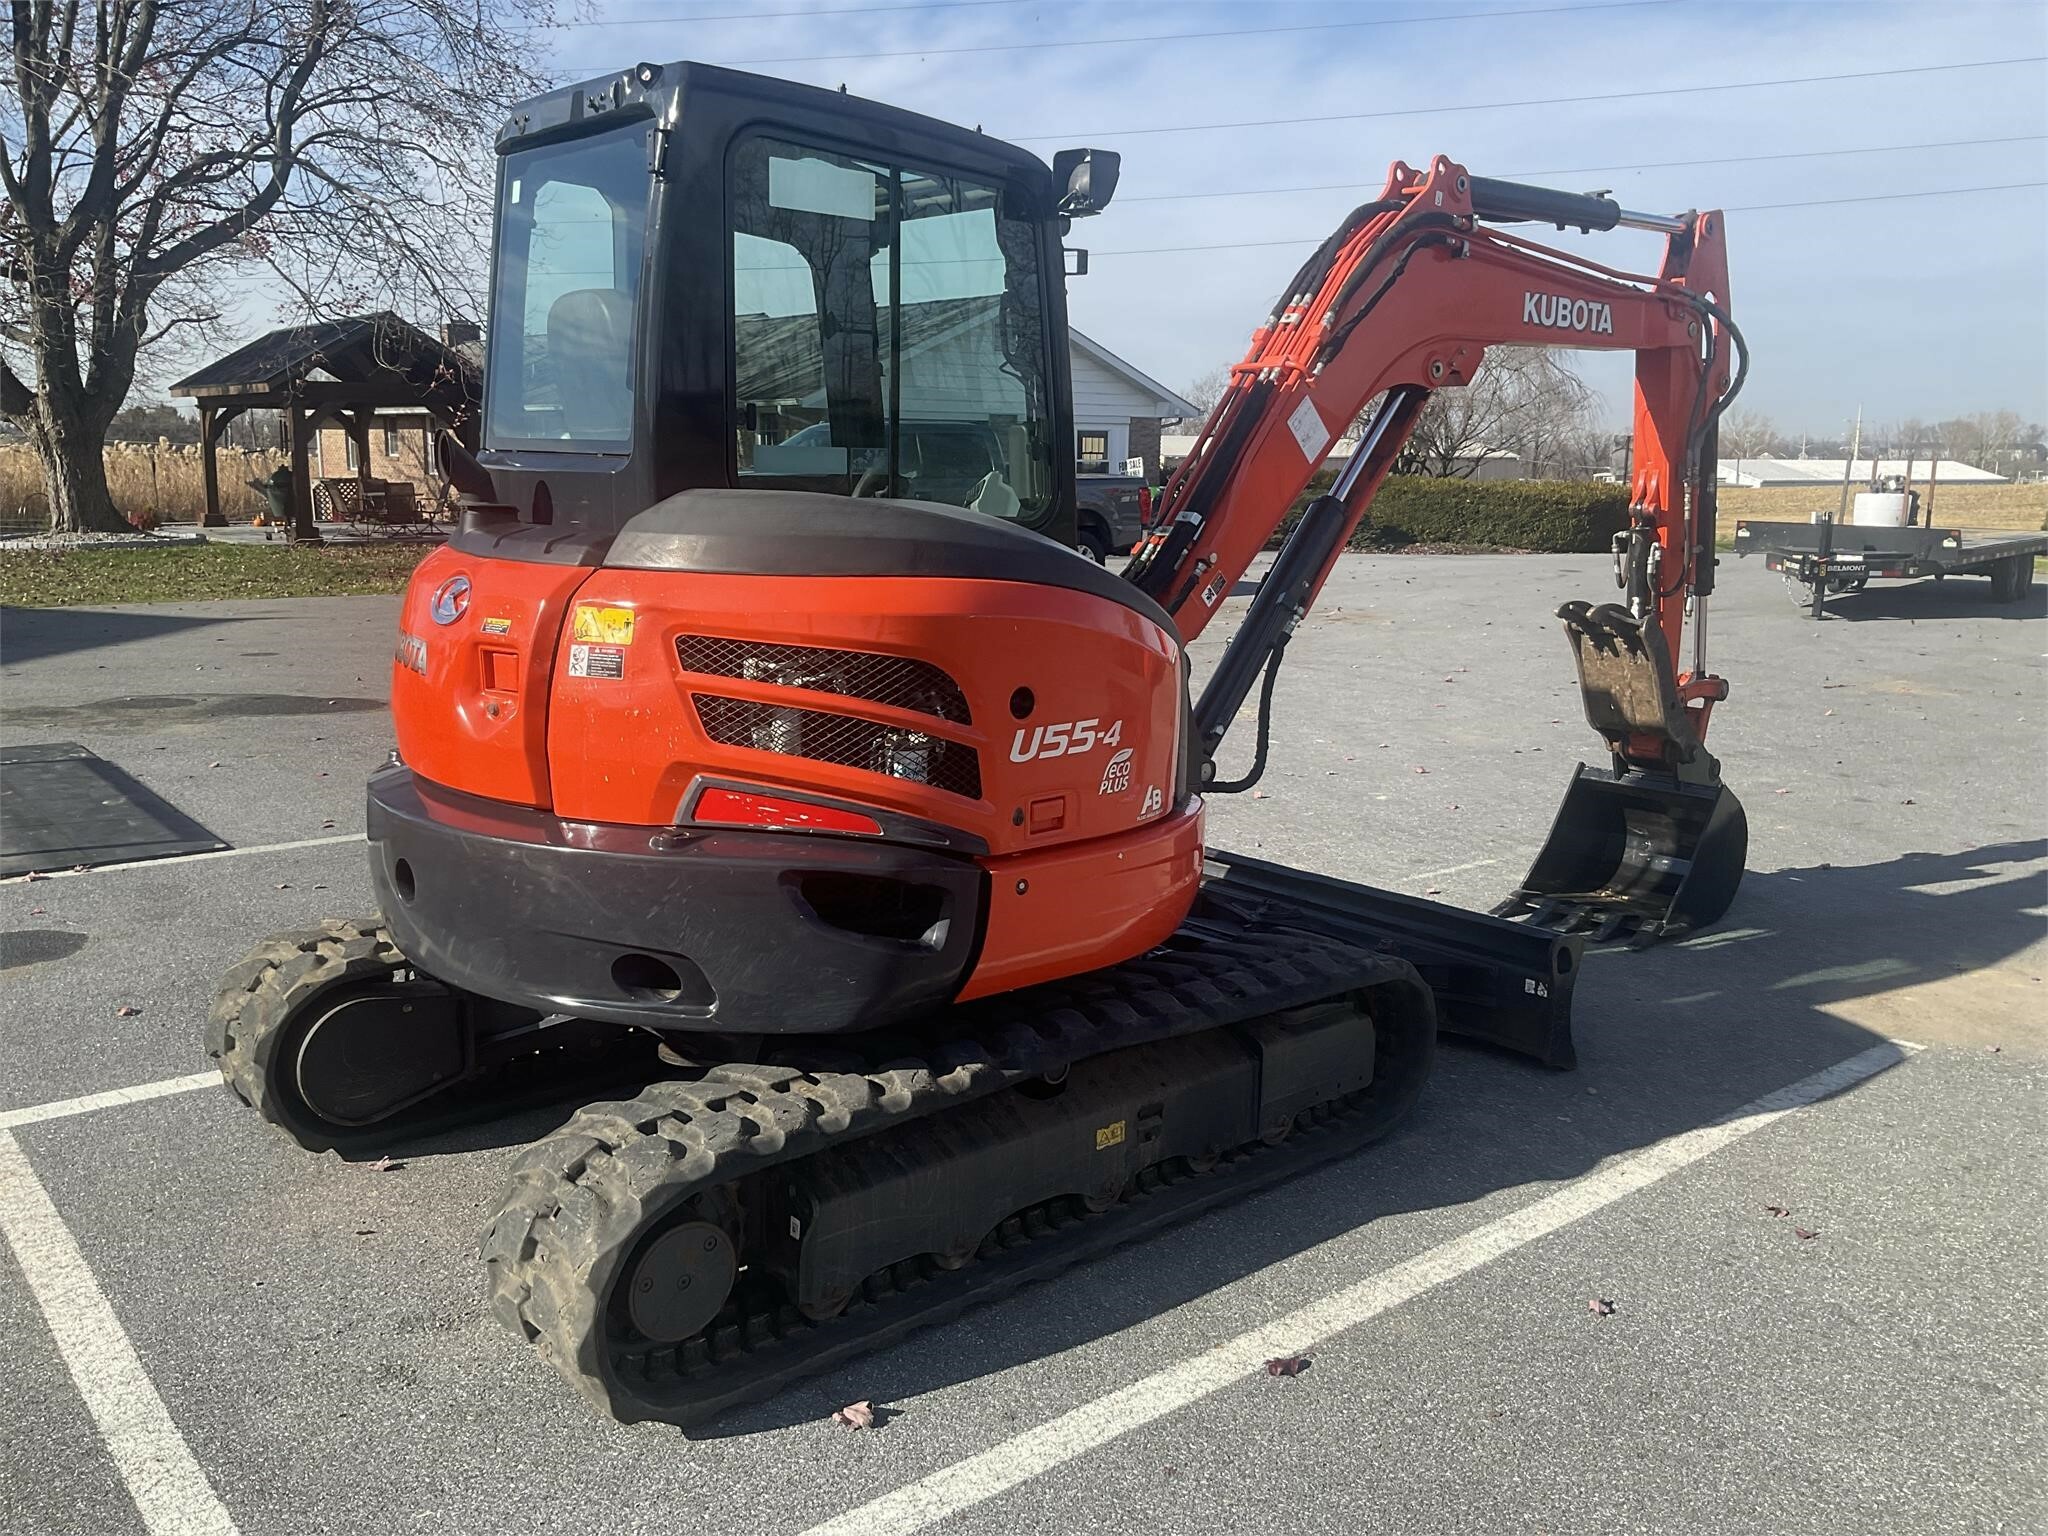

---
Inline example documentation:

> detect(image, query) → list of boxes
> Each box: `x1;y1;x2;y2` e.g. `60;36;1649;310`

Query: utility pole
1836;406;1862;523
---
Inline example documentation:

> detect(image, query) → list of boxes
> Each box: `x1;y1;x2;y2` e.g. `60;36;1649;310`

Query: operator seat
546;288;634;440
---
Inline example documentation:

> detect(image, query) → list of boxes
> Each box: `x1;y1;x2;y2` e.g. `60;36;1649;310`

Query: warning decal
567;643;625;680
1286;396;1331;462
481;616;513;636
571;605;636;645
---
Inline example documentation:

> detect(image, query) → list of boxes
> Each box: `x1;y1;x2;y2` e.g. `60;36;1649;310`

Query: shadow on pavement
1810;580;2046;624
0;604;246;666
679;838;2045;1436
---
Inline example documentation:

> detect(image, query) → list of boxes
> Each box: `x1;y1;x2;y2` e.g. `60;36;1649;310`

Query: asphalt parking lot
2;551;2042;1536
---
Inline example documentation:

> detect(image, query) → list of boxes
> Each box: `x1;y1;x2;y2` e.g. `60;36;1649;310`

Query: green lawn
0;542;433;607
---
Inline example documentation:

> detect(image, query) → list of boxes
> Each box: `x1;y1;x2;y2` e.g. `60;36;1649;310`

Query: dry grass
0;441;283;530
1719;482;2048;532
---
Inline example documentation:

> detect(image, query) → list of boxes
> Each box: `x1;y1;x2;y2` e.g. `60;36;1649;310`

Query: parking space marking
0;1072;220;1132
800;1039;1919;1536
1405;857;1499;883
3;832;362;883
0;1131;240;1535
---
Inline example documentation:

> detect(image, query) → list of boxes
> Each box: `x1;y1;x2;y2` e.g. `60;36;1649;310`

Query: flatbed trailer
1733;517;2045;618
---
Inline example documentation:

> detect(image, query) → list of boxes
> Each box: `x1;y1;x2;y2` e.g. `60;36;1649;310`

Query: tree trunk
36;391;130;534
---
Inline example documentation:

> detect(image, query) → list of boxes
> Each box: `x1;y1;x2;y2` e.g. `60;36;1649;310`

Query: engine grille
675;636;971;725
692;694;983;801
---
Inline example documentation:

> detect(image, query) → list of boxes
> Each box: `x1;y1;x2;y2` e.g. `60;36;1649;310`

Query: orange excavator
209;61;1747;1425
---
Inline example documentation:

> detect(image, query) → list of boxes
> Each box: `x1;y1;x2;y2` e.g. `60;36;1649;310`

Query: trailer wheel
1988;556;2032;602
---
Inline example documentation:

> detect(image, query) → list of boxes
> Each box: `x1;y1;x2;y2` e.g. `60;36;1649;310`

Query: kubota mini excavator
209;61;1748;1425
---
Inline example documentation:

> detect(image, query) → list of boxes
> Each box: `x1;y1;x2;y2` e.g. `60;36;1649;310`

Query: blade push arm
1127;156;1742;750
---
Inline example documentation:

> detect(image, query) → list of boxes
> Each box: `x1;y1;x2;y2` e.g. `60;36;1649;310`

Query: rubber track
481;919;1431;1425
208;918;652;1154
208;918;411;1151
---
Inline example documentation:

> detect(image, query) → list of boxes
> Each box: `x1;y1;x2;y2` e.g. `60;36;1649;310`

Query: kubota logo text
1522;292;1614;334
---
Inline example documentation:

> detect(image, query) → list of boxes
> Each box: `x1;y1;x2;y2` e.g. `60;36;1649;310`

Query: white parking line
0;1072;220;1133
0;1131;240;1535
800;1039;1918;1536
1405;857;1499;883
2;832;362;883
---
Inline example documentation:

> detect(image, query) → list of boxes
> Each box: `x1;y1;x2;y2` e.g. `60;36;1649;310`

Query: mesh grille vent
692;694;983;800
676;636;970;725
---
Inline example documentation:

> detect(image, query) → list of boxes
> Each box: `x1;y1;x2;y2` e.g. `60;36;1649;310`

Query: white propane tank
1852;491;1910;527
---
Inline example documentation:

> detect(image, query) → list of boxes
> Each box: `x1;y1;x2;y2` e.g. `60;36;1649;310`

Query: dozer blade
1497;600;1748;945
1496;763;1747;945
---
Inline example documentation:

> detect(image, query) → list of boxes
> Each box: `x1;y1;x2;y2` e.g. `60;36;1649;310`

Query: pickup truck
1074;473;1152;563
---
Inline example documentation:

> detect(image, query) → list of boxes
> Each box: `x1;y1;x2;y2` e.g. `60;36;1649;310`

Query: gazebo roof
170;312;477;407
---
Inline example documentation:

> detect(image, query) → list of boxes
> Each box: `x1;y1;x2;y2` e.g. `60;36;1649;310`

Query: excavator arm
1128;156;1750;942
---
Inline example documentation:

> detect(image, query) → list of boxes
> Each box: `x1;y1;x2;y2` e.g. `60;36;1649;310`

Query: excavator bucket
1496;601;1748;944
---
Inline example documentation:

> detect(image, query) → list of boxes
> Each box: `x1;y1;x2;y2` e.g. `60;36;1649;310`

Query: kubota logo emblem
430;574;472;625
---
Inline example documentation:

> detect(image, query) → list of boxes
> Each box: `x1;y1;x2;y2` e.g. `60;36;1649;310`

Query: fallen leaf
1774;787;1790;795
1250;790;1270;800
1265;1355;1312;1377
353;1228;376;1237
275;882;292;891
24;871;48;882
370;1155;405;1173
1794;1227;1819;1241
1412;765;1429;775
114;1005;142;1018
1901;797;1915;805
1423;886;1442;896
833;1400;878;1430
321;819;336;830
1764;1204;1792;1218
1986;1044;2002;1054
208;760;221;768
28;906;45;916
1587;1297;1616;1316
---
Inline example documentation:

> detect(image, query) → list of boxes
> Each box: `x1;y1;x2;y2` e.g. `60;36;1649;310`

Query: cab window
729;134;1053;523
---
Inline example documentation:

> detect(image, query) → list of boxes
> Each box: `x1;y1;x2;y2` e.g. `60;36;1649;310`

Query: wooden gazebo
170;313;480;538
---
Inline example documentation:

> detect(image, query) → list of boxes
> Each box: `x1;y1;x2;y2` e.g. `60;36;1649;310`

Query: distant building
1068;331;1197;477
1717;457;2009;488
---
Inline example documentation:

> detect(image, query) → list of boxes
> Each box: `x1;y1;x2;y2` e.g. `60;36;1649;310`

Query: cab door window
729;134;1052;523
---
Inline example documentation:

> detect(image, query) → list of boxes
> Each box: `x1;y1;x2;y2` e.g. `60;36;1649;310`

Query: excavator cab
463;61;1091;550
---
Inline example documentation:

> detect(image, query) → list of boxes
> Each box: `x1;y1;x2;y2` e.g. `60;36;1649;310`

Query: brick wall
1126;416;1162;479
313;418;434;494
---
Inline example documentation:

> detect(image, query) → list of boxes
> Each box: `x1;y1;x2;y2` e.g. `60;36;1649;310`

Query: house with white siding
1069;330;1198;478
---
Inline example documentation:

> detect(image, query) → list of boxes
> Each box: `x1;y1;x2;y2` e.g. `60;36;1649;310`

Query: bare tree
1177;363;1231;426
1394;347;1593;478
1717;406;1782;461
1;0;549;532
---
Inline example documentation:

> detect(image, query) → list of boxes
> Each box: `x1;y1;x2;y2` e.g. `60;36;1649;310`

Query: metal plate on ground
0;741;227;876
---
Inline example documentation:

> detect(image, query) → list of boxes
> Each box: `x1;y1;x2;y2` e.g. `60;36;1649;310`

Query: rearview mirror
1053;148;1121;217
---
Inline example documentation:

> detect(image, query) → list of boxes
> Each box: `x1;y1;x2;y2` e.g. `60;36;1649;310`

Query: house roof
1069;329;1199;418
1716;456;2009;486
170;312;478;404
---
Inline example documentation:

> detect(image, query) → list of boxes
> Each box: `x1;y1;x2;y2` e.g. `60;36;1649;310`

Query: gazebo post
288;402;322;545
349;408;373;496
198;403;225;526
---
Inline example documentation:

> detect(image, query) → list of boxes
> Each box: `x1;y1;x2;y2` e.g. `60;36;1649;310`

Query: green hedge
1273;472;1631;553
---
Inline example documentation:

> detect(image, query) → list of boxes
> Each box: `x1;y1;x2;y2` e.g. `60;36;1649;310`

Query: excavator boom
1128;156;1749;941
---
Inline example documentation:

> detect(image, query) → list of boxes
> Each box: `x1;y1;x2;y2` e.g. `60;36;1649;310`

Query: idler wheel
624;1221;735;1343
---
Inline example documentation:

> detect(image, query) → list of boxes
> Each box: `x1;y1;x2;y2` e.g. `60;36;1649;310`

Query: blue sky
524;0;2046;434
